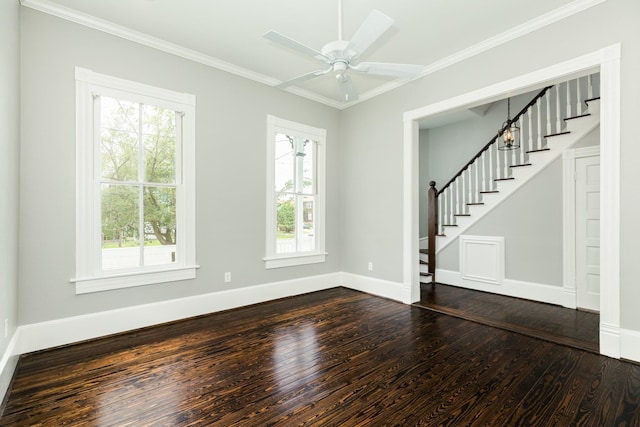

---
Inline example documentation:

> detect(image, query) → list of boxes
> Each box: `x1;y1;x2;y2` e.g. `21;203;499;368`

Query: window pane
301;196;316;252
143;186;177;266
276;193;296;254
143;105;176;184
302;140;315;194
101;184;140;270
274;133;294;193
100;97;139;182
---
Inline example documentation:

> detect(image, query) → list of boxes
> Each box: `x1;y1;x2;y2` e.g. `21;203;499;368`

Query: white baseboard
4;269;637;392
436;269;564;306
0;330;21;406
620;328;640;362
18;272;342;355
341;272;409;303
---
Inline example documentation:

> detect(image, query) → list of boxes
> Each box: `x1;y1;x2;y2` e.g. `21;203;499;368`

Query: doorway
403;45;621;358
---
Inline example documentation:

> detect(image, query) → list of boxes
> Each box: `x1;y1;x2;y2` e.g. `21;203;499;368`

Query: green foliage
100;98;177;245
277;201;295;233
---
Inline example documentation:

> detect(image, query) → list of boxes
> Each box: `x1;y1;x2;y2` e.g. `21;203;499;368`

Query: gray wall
340;0;640;331
0;0;21;397
18;8;341;325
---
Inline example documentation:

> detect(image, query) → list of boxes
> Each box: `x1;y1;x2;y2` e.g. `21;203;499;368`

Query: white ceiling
25;0;590;108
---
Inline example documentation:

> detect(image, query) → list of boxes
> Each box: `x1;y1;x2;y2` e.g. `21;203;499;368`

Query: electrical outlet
368;262;373;271
4;319;8;339
224;272;231;283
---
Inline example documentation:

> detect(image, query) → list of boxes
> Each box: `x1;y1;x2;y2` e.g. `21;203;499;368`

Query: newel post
427;181;438;282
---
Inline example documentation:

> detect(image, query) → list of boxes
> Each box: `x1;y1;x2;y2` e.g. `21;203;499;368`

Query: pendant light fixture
498;97;520;151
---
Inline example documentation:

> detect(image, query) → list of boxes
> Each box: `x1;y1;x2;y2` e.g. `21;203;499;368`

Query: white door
575;155;600;312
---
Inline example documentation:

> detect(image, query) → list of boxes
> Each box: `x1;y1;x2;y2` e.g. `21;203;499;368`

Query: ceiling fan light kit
264;0;423;102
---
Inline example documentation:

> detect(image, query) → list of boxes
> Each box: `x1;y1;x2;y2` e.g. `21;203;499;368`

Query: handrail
436;86;552;197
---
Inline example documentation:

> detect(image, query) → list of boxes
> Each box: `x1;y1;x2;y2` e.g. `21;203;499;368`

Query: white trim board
436;269;564;306
0;331;21;406
14;272;410;356
19;0;606;110
403;44;621;358
18;273;340;355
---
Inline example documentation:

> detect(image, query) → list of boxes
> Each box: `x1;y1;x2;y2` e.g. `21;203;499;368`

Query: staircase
422;75;600;284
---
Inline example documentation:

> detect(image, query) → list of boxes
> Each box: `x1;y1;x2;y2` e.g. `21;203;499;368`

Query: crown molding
21;0;606;111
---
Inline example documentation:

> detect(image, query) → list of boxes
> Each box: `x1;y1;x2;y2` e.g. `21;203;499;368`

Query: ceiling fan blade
337;73;358;102
276;68;332;89
264;31;328;62
346;10;394;57
351;62;423;78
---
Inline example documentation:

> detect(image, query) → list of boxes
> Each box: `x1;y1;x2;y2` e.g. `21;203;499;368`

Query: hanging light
498;97;520;151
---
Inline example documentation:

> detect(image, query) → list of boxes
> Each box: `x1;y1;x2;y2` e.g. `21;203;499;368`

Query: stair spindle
536;99;542;150
481;151;487;192
555;85;561;133
546;92;551;135
527;108;533;151
455;178;460;216
470;164;476;204
438;193;444;235
520;118;526;164
502;145;508;178
577;76;583;115
566;80;572;118
588;74;594;100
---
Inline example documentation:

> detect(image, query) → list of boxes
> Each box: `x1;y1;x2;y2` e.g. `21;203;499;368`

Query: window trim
264;115;327;269
72;67;198;294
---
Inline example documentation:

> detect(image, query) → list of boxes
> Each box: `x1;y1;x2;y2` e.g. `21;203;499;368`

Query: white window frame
72;67;198;294
264;115;327;269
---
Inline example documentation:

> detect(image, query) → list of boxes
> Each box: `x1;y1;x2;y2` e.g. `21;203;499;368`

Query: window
265;116;326;268
73;67;197;294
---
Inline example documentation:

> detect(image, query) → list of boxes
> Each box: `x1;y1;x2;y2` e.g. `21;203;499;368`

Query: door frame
402;44;621;358
563;145;600;310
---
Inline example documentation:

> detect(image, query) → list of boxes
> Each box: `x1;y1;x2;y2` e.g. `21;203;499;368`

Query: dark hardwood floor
2;287;638;426
416;283;600;353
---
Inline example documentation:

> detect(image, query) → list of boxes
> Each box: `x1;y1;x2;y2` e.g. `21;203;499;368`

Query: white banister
588;74;594;100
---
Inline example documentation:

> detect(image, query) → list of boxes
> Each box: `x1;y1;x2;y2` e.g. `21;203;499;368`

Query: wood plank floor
2;287;639;426
416;283;600;353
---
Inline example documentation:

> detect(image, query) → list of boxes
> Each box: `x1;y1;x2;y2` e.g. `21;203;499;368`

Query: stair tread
420;272;432;277
442;224;458;227
479;190;499;194
510;163;532;168
466;202;484;206
454;214;471;217
420;260;428;265
526;148;550;154
585;97;600;104
544;131;571;138
494;177;515;181
565;113;591;121
419;249;428;254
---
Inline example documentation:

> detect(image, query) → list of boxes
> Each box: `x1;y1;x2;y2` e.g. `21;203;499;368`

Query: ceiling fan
264;0;423;102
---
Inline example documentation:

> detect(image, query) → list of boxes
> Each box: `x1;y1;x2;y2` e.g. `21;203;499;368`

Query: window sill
71;265;199;294
263;253;327;269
